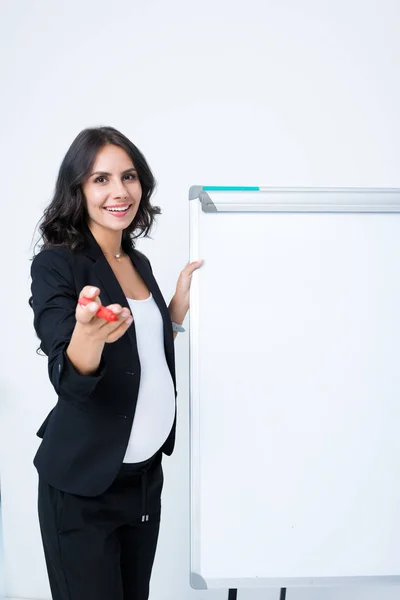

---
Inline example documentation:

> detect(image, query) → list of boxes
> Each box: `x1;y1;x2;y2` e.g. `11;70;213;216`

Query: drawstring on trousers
140;468;149;522
121;449;161;522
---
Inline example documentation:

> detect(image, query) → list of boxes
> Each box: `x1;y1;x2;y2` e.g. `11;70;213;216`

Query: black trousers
37;451;164;600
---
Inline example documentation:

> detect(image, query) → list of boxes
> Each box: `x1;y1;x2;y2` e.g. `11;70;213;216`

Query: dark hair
31;126;161;256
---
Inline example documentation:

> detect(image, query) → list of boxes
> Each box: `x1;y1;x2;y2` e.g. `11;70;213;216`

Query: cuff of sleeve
57;348;107;398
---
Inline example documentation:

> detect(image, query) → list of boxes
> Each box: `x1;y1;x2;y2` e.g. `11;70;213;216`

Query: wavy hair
31;126;161;256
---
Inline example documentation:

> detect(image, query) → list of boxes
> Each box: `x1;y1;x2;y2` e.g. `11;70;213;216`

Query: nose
111;178;129;199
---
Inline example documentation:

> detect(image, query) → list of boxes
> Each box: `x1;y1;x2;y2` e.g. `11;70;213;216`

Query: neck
88;222;123;255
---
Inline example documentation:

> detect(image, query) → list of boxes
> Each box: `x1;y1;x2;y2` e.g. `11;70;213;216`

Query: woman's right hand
76;286;133;344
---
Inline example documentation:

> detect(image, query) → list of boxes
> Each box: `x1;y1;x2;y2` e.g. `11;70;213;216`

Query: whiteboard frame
188;186;400;590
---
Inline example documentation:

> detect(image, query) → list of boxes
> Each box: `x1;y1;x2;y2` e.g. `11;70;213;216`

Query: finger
76;289;105;323
96;306;131;330
76;299;101;323
185;260;204;273
105;315;134;343
181;263;202;280
104;305;132;323
106;304;123;316
79;286;101;301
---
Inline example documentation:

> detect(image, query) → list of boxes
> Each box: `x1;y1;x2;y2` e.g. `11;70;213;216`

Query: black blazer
30;226;177;496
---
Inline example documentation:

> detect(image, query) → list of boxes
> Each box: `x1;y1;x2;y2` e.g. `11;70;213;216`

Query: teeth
105;205;130;212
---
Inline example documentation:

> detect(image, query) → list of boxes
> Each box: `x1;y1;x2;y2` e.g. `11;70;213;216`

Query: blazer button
125;371;135;376
116;414;127;419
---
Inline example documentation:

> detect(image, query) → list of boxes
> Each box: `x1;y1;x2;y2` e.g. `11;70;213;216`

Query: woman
29;126;202;600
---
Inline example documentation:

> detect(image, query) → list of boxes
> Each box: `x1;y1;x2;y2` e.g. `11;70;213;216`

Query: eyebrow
90;167;137;177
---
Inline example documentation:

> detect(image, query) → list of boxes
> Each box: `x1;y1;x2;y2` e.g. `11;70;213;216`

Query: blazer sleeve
30;248;107;401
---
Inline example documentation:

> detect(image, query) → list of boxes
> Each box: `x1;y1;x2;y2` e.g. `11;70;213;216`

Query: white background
0;0;399;599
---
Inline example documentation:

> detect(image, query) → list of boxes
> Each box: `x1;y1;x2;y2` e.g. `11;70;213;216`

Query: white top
122;293;176;463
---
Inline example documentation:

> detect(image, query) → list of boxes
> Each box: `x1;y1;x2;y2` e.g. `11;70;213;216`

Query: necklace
103;251;124;259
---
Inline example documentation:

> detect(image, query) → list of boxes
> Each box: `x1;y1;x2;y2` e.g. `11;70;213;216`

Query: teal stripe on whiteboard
202;186;260;191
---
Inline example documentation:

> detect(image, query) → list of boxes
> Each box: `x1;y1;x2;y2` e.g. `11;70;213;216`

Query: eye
93;173;137;184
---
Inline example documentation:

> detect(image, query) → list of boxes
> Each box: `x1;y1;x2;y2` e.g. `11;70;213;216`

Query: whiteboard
188;187;400;590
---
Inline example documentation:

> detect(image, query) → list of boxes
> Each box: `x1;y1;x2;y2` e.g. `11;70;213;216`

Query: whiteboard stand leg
279;588;287;599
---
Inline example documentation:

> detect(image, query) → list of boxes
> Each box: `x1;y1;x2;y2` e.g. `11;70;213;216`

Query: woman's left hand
175;259;204;312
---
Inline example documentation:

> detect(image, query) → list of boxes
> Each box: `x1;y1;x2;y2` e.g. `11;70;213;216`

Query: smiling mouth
103;204;133;215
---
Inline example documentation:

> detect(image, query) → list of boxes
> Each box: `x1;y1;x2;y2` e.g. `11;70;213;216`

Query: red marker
78;296;118;322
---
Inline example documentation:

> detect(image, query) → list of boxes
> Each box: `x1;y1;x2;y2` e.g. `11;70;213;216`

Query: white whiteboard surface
189;188;400;590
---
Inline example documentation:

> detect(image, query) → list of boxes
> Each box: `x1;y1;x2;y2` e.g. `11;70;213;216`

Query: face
82;144;142;234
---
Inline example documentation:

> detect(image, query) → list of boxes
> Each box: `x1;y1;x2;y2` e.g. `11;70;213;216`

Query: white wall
0;0;399;599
